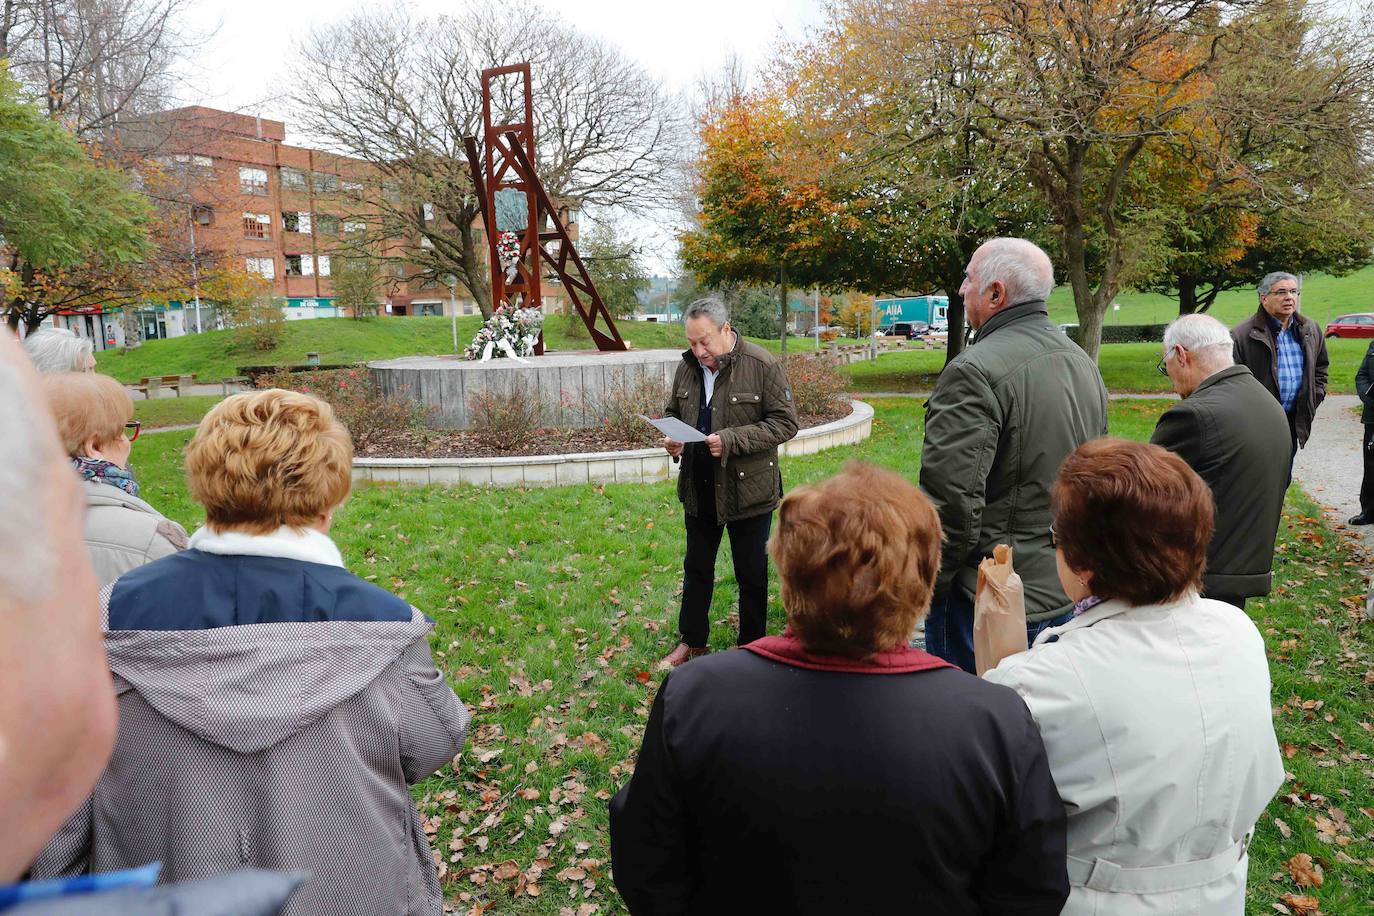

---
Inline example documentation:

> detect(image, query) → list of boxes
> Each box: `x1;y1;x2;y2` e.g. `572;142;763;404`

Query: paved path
129;382;247;400
1292;395;1374;563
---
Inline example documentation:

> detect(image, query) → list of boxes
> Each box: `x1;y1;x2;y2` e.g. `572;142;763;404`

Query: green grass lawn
132;394;222;429
1046;263;1374;328
843;338;1372;394
128;398;1374;914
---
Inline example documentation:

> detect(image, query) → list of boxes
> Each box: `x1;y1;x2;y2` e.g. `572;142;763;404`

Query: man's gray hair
1163;314;1234;368
21;327;94;374
976;238;1055;305
683;297;730;328
0;358;57;607
1257;271;1299;298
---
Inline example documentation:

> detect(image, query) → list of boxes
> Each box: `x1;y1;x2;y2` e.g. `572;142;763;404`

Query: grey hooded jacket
30;555;470;916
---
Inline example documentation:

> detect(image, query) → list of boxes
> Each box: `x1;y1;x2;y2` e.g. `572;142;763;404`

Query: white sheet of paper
639;414;706;443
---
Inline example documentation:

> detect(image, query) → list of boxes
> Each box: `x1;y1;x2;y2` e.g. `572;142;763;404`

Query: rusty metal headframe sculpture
462;63;627;352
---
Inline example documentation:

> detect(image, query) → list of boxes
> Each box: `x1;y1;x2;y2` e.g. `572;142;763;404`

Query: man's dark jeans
679;508;772;649
925;588;1075;674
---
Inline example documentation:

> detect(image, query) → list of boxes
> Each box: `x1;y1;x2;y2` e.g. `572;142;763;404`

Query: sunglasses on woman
124;420;141;442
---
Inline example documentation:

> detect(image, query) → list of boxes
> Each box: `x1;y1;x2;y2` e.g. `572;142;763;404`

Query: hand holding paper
639;414;706;443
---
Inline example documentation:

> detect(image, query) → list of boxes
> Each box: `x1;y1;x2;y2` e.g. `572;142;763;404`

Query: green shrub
255;366;430;451
782;354;849;422
589;370;667;447
467;384;542;452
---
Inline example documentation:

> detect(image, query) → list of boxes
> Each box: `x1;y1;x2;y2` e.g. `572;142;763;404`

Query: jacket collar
82;477;163;516
744;631;954;674
970;299;1048;344
1189;364;1251;397
1030;592;1199;647
188;525;346;568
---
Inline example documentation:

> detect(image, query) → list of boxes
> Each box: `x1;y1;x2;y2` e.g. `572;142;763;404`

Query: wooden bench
133;374;196;398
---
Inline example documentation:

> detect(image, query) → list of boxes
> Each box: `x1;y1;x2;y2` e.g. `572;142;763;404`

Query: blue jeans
925;589;1075;674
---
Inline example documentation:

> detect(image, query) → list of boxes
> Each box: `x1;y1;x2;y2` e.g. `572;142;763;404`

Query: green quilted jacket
919;301;1109;622
665;336;799;524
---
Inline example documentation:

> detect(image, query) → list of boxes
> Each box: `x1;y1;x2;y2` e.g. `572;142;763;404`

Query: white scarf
188;525;345;568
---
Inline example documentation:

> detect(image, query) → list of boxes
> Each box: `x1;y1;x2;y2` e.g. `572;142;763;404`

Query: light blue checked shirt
1267;313;1304;413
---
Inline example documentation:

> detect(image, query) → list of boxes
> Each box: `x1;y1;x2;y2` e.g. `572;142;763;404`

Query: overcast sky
177;0;821;128
172;0;822;272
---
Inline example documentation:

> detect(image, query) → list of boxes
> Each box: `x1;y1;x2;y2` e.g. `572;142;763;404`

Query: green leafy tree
332;248;385;319
578;223;650;319
0;67;151;331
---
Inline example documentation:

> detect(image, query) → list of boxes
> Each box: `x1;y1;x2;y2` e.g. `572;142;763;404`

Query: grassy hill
1045;264;1374;327
95;316;693;384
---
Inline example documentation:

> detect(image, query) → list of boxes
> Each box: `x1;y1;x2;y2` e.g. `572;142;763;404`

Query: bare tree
1;0;195;137
291;0;687;318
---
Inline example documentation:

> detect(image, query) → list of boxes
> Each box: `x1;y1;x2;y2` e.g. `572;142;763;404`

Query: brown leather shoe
660;643;710;669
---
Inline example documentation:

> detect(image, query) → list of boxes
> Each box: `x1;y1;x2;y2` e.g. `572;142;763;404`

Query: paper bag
973;544;1028;676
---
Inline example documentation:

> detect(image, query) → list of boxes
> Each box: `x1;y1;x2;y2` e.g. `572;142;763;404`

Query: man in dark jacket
1351;340;1374;525
1151;315;1290;608
1231;272;1328;472
920;238;1108;672
658;298;798;668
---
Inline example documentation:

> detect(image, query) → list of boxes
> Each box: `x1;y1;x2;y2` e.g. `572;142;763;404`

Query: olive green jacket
919;301;1109;622
665;335;799;524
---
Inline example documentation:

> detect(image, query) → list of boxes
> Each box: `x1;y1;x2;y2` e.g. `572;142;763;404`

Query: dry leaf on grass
1279;893;1321;915
1285;853;1324;888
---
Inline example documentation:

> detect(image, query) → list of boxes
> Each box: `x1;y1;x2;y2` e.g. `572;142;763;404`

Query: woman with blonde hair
41;371;187;585
986;439;1283;915
31;389;471;916
611;463;1069;914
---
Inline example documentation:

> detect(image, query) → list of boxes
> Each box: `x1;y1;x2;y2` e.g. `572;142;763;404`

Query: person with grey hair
657;297;798;668
21;326;96;374
920;238;1108;672
1231;272;1328;472
1152;314;1291;608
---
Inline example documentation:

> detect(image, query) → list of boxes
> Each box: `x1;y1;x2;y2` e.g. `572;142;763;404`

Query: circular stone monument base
369;349;683;430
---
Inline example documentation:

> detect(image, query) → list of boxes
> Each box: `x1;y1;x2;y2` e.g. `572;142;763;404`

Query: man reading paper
659;298;798;668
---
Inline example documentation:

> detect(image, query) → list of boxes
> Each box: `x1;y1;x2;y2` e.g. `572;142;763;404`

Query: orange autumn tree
679;89;852;354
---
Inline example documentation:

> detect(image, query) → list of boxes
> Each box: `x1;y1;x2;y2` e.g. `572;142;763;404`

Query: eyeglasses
1155;344;1180;377
124;420;141;442
1049;523;1058;548
1267;287;1301;297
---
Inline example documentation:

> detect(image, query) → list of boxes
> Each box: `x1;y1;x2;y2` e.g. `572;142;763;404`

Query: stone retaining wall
352;400;874;488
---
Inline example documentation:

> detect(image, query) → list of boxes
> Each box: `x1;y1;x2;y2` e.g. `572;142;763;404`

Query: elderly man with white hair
920;238;1108;672
1151;313;1291;609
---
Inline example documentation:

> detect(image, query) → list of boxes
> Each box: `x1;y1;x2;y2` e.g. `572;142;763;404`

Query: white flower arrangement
464;304;544;361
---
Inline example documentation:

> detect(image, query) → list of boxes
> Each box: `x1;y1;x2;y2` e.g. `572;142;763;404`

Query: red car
1325;313;1374;338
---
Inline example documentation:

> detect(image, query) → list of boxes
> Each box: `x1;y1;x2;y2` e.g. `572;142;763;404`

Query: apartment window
282;211;312;234
382;181;401;204
242;212;271;239
284;254;313;277
461;300;475;316
312;171;339;193
343;220;366;234
422;202;435;222
239;166;268;196
280;167;306;190
315;214;340;235
341;180;364;199
317;255;331;277
246;257;275;279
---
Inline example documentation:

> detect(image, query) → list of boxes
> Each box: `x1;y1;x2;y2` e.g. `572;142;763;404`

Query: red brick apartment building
76;106;568;344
